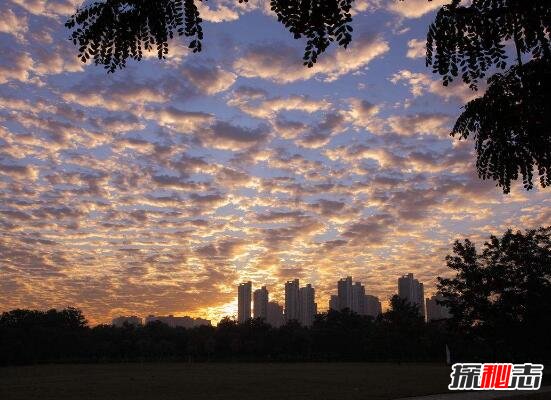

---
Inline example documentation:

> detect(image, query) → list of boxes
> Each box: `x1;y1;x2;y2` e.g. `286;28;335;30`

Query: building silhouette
253;286;269;319
238;281;252;323
267;301;284;327
426;292;451;322
299;284;317;327
330;277;381;318
112;315;142;327
398;273;425;318
329;295;339;311
144;315;211;328
365;295;382;317
337;276;353;310
284;279;300;322
352;281;365;314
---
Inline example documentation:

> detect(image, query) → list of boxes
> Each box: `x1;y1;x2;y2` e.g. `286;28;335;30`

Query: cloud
144;106;214;133
387;113;451;136
390;69;481;102
297;112;347;148
201;121;270;150
342;214;395;244
406;38;426;58
0;160;39;180
31;43;84;75
229;93;331;119
63;77;180;111
196;2;240;23
387;0;448;18
0;6;28;41
181;65;237;95
234;34;389;83
345;98;383;134
0;51;33;84
9;0;81;18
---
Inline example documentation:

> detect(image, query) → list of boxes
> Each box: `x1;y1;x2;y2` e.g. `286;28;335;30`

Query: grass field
0;363;548;400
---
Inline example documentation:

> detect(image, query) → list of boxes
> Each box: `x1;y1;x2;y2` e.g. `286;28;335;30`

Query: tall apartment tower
298;284;317;327
253;286;269;319
398;273;425;317
329;295;339;311
238;281;252;323
267;301;284;328
337;276;353;310
365;295;382;317
352;282;366;314
284;279;300;322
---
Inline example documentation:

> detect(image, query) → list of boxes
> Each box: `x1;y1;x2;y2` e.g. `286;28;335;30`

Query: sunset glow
1;0;549;325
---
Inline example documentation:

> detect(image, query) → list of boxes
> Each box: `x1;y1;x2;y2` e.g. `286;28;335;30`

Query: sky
0;0;549;325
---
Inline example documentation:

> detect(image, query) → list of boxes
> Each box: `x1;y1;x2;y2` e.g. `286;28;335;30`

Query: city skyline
234;273;440;326
109;272;441;326
50;272;447;326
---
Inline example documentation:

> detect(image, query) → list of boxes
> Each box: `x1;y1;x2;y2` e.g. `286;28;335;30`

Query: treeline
0;299;443;365
0;296;545;366
2;227;550;366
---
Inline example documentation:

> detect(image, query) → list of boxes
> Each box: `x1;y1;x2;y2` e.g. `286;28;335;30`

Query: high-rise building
253;286;269;319
285;279;300;322
352;282;365;314
337;276;353;310
330;276;382;318
329;295;339;311
365;295;382;318
426;293;451;322
112;316;142;327
398;273;425;317
299;284;316;327
238;281;252;323
267;301;284;327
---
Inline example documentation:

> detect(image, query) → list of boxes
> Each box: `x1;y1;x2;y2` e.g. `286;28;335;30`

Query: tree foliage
65;0;354;72
426;0;551;89
0;306;449;365
426;0;551;193
437;227;551;359
451;59;551;192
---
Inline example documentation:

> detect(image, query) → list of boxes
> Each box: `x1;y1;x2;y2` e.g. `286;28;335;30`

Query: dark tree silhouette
65;0;353;72
451;59;551;193
427;0;551;193
437;227;551;360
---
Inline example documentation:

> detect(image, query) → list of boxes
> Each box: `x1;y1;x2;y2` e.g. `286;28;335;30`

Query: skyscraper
352;281;365;314
337;276;353;310
284;279;300;322
329;295;339;311
253;286;269;319
331;276;382;318
238;281;252;323
398;273;425;317
426;292;451;322
365;295;382;317
267;301;284;327
298;284;316;327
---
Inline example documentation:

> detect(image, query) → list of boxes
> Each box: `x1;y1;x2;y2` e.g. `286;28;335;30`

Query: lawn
0;362;453;400
1;363;548;400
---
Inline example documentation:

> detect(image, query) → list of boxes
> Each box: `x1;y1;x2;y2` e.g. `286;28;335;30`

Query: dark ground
0;363;548;400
